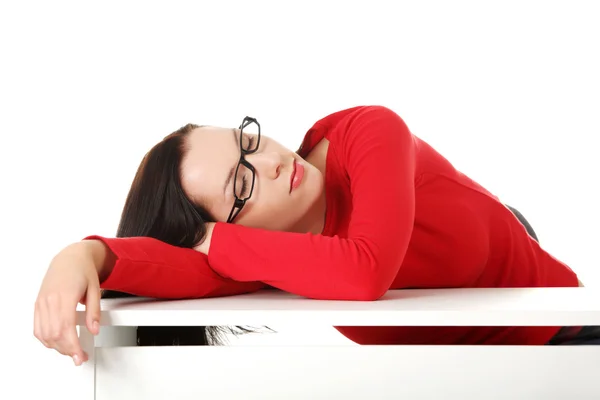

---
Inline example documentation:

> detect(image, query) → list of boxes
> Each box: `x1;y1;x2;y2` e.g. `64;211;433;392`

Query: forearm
205;223;409;301
79;235;264;299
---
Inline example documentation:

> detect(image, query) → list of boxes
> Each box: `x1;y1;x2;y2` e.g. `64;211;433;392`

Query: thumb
85;282;101;336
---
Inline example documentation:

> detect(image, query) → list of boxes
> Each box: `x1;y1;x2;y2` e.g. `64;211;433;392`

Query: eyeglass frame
226;116;261;223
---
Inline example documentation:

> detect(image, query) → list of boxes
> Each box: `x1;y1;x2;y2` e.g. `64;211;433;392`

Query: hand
194;222;216;255
34;240;105;366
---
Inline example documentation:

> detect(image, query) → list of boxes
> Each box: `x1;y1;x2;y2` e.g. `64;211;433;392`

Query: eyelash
240;135;254;195
241;175;248;195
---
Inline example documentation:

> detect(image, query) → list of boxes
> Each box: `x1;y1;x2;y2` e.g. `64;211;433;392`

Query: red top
86;105;579;345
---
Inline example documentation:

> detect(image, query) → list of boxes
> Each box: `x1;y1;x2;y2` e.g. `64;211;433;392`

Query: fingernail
73;355;81;366
93;321;99;333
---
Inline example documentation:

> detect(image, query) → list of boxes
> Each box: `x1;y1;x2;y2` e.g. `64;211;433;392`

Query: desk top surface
76;287;600;327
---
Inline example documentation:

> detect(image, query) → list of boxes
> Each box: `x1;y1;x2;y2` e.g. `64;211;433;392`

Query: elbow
351;284;388;301
344;243;400;301
349;268;392;301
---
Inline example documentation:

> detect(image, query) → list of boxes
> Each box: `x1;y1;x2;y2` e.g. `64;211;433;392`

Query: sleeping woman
34;105;595;366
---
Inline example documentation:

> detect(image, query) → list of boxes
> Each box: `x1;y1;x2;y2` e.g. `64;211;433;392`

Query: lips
290;159;304;193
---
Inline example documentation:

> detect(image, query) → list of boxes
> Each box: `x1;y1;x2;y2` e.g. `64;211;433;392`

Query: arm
34;238;261;367
205;106;416;300
84;235;265;299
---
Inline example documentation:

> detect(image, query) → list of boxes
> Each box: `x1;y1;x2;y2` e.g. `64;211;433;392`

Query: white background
1;1;598;399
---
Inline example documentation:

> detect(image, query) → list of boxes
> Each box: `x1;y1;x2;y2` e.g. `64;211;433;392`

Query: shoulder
313;105;402;132
298;105;408;156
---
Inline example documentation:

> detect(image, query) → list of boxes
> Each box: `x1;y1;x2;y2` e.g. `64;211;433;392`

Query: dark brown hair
101;123;252;346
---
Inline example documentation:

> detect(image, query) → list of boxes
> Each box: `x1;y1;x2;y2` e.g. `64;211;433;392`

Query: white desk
76;288;600;399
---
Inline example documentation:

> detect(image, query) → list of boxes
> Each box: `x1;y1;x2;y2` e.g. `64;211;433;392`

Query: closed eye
246;135;255;150
241;175;249;196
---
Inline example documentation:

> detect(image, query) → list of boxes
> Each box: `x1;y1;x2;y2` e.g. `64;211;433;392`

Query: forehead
180;126;237;208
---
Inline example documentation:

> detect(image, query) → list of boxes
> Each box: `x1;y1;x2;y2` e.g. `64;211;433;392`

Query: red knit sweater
86;105;578;345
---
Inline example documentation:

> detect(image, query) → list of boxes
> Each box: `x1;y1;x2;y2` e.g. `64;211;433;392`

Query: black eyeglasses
226;116;261;223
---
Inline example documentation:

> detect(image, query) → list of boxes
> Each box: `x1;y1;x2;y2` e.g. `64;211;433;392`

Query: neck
292;137;330;235
307;189;327;234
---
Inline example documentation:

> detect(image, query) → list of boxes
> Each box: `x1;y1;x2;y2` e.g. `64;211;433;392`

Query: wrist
80;239;116;282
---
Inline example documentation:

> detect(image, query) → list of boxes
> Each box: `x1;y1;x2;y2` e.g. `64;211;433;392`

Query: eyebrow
223;128;239;194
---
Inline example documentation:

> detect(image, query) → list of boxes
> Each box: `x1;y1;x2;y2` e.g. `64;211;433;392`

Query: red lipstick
290;159;304;192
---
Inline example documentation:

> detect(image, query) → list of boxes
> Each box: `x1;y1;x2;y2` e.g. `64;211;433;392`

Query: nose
245;151;282;179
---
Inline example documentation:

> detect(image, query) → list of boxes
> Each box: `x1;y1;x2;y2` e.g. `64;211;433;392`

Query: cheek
234;186;283;226
256;184;288;213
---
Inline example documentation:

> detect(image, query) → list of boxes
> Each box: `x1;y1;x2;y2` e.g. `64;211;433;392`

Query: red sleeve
208;106;416;300
84;235;265;299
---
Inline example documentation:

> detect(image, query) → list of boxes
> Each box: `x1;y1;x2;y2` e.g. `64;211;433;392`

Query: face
180;125;325;232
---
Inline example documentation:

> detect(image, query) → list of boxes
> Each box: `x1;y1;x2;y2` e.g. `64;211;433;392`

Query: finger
55;326;88;366
40;297;58;351
42;295;82;361
34;301;50;348
53;308;87;365
85;283;101;336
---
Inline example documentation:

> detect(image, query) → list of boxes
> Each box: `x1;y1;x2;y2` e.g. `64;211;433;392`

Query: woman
34;105;592;366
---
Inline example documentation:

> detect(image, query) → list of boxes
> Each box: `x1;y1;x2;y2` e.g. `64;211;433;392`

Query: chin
307;176;325;201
